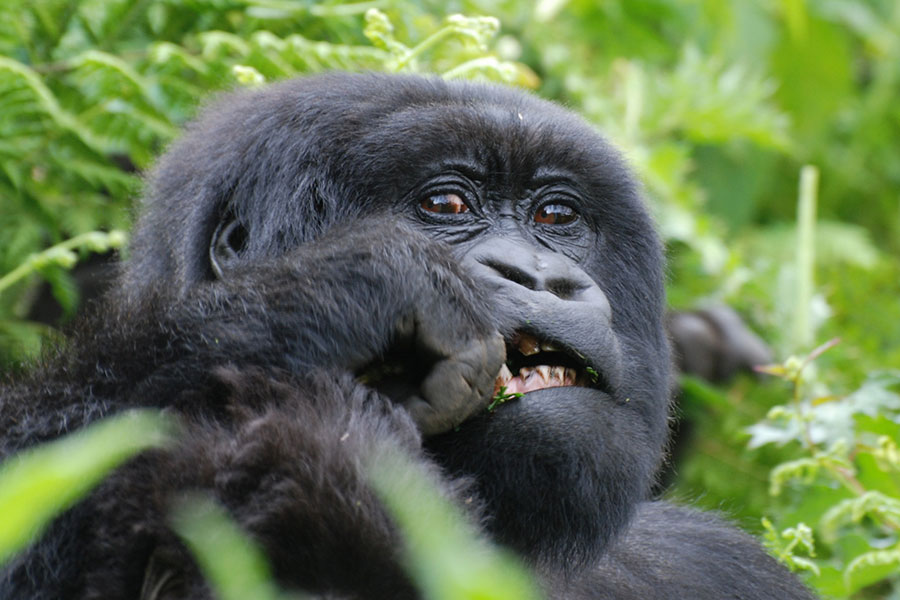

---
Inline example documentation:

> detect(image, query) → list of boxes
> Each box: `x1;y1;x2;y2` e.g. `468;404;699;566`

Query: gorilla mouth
356;330;608;411
494;332;600;396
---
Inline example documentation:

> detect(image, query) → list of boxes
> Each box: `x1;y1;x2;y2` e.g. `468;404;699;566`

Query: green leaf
843;547;900;594
820;491;900;540
0;410;173;565
37;263;80;318
746;419;804;449
368;450;541;600
170;495;290;600
0;56;108;154
769;457;823;496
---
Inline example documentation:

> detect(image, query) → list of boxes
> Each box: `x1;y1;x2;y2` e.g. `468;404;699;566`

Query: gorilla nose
465;238;605;304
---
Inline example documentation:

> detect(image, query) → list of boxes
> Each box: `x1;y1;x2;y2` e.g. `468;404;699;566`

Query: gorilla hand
392;311;505;436
201;219;505;436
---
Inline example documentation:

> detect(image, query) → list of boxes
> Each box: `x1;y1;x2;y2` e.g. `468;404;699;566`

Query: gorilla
0;72;813;599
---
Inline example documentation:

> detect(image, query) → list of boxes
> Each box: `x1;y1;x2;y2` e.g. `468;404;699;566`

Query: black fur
1;73;813;599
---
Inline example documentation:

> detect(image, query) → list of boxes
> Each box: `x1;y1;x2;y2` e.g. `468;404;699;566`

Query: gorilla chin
428;386;644;571
0;72;815;600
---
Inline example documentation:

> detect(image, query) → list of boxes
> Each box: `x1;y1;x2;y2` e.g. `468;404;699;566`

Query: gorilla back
0;73;814;599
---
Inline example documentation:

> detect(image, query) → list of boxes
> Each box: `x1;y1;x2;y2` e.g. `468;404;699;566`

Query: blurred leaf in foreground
0;409;173;564
171;495;296;600
369;450;541;600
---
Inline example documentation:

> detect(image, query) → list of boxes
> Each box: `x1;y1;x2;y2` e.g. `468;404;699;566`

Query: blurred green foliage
0;410;172;564
1;0;899;598
0;0;531;362
171;495;299;600
369;449;540;600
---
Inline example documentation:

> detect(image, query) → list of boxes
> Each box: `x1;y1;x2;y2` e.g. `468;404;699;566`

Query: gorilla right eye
420;192;469;214
535;202;578;225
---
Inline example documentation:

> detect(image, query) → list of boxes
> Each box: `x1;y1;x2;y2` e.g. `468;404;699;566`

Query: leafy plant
0;2;530;363
752;343;900;598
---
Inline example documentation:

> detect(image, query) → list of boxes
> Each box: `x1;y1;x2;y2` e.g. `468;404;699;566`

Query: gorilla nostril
482;259;538;291
479;258;588;300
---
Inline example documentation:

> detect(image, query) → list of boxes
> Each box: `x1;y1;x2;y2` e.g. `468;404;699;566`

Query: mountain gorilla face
117;73;670;569
365;103;669;564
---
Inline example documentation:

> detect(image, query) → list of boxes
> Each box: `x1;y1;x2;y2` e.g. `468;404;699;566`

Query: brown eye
535;203;577;225
421;193;469;214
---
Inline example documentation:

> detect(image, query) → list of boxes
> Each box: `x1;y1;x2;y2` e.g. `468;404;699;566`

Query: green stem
791;165;818;351
394;27;457;69
623;63;643;144
0;231;126;295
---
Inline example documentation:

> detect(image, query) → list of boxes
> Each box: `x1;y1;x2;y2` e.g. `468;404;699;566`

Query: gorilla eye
535;203;578;225
421;193;469;215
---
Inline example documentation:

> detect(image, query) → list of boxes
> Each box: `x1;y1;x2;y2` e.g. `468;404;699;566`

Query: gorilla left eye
421;193;469;215
535;203;578;225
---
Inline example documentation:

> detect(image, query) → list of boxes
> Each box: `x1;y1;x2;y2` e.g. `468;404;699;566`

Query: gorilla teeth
494;365;580;395
496;363;514;386
512;332;561;356
497;332;589;395
512;331;560;356
514;332;541;356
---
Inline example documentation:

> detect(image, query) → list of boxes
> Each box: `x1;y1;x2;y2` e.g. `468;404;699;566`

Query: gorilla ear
209;215;248;279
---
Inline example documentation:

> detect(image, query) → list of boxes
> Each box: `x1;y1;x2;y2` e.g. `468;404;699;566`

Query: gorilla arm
1;371;459;599
0;222;504;598
0;221;504;458
561;503;815;600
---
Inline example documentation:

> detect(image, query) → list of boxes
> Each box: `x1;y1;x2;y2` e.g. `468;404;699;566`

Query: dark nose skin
459;234;622;393
462;236;611;314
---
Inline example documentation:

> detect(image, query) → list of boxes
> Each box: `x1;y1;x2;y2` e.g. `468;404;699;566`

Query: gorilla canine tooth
496;363;513;382
515;332;541;356
494;364;514;395
535;365;551;383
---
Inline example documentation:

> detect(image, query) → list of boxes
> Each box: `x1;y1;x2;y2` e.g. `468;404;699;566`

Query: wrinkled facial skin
122;73;671;568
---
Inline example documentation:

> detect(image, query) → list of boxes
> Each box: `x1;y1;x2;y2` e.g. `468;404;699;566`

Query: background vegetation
1;0;898;598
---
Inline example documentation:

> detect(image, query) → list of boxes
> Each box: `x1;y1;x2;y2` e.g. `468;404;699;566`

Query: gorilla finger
403;335;503;435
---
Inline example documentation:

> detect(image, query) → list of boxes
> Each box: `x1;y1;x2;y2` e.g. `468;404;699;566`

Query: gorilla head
116;72;670;568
